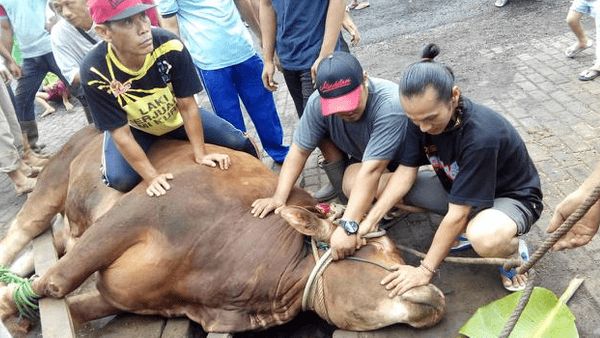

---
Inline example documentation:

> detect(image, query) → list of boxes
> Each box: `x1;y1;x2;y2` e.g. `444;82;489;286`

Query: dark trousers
15;52;68;123
281;68;314;118
101;108;256;192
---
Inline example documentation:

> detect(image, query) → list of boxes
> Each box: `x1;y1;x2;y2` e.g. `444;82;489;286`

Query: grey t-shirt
50;19;100;85
294;77;407;162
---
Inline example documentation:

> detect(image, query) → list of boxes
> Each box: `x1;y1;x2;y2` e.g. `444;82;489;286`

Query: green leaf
459;287;578;338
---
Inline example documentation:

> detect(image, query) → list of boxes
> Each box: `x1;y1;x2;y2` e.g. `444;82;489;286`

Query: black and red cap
315;52;364;116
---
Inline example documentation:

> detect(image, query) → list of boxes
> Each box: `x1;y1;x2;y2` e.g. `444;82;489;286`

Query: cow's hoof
0;284;18;319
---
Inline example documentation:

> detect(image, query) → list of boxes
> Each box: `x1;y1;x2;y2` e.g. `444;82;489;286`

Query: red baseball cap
316;52;364;116
88;0;156;24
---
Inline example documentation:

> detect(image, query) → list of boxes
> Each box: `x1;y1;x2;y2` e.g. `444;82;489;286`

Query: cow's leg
8;246;33;277
68;289;121;324
0;127;99;268
0;210;61;267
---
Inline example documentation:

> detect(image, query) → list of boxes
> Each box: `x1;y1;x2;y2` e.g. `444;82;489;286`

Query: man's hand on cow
380;265;432;298
356;219;378;249
547;189;600;251
330;226;357;260
251;197;285;218
146;173;174;197
197;153;231;170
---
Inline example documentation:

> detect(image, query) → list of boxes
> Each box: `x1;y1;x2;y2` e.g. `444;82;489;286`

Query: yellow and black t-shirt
81;28;202;136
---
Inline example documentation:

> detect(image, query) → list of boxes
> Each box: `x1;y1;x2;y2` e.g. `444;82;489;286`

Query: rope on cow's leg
0;266;40;319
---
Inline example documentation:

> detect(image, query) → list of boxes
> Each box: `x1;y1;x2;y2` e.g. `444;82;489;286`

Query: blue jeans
15;52;68;122
101;108;257;192
281;68;314;118
198;54;289;163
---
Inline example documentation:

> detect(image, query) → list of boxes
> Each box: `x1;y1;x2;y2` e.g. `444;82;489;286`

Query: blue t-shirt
272;0;341;70
0;0;52;58
397;97;543;217
157;0;256;70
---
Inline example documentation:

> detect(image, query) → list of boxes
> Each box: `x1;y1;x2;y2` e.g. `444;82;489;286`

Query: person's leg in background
232;54;289;163
281;69;305;118
0;80;36;195
565;0;592;58
299;70;315;113
14;56;48;150
198;65;247;132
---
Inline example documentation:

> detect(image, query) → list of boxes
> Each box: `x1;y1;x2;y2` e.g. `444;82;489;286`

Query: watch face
342;220;359;235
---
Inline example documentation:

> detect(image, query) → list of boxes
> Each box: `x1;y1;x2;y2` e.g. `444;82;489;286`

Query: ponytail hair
399;43;455;101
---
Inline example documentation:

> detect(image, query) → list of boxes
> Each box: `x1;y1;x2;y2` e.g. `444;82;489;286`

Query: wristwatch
339;219;359;236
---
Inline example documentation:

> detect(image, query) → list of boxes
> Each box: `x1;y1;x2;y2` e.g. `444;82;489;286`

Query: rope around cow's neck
301;230;390;318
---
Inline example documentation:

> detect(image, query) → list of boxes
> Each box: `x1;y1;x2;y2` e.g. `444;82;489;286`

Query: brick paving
2;29;600;335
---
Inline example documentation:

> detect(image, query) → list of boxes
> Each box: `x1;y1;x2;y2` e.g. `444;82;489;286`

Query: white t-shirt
50;19;99;85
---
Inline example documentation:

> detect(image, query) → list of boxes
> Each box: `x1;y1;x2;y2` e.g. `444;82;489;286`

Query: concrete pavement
2;0;600;335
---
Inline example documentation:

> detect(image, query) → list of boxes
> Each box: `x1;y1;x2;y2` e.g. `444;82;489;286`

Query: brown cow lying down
0;126;445;333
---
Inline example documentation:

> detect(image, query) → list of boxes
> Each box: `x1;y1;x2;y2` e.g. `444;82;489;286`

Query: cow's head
279;206;446;331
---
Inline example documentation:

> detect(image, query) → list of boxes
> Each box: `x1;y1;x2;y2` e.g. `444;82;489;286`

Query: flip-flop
450;234;472;252
578;68;600;81
494;0;509;7
565;40;593;58
345;2;358;11
499;239;529;292
355;2;370;10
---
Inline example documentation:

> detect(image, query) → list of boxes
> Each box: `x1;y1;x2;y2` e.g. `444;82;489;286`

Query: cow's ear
279;206;336;242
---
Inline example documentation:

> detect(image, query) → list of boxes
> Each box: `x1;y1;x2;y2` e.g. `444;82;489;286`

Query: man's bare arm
159;14;180;37
234;0;261;41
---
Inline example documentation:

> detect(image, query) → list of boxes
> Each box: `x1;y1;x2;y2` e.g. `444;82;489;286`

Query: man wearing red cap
251;51;408;260
81;0;258;197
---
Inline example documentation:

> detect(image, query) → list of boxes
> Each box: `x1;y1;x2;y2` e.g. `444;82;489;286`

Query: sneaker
450;234;471;252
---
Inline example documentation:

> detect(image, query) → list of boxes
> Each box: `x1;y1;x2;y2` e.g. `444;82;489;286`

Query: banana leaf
459;287;578;338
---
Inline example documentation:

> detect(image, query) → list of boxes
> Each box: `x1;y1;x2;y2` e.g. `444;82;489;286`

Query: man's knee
467;209;517;256
220;133;259;158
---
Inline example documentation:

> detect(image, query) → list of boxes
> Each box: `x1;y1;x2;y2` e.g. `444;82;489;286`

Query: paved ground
3;0;600;336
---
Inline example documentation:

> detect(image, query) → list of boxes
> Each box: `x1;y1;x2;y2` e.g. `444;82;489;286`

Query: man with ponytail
359;44;543;293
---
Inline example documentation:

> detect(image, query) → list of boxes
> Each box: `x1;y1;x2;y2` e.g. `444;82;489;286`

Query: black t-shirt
80;28;202;135
397;97;543;214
